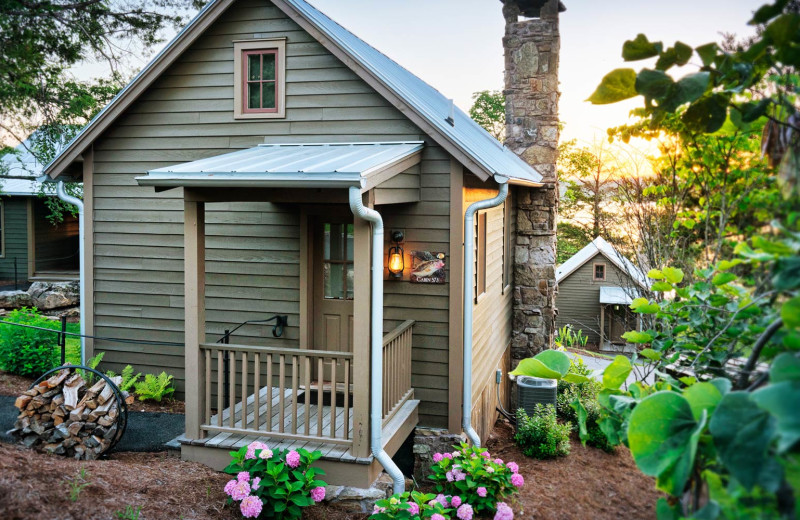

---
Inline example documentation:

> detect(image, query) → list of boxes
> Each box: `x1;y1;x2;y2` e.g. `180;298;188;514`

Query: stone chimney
503;0;561;362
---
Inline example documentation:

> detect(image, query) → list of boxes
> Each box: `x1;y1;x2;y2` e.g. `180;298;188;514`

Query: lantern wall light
388;230;405;279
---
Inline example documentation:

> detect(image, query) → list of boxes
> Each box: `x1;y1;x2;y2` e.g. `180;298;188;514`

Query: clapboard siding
555;251;634;344
91;0;451;428
0;198;29;280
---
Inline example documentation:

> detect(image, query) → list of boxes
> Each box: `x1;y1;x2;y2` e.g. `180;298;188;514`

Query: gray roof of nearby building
45;0;543;187
136;141;424;189
556;236;649;290
599;286;636;305
1;137;50;196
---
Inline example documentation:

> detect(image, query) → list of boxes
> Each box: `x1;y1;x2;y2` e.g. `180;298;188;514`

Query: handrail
199;343;354;359
382;320;415;346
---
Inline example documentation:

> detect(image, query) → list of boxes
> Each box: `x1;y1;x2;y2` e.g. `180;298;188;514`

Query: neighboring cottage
0;139;80;284
555;237;648;351
42;0;562;489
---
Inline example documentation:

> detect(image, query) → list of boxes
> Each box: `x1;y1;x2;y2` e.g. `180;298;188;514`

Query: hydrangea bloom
494;502;514;520
373;506;386;514
408;502;420;515
223;479;237;497
286;450;301;468
237;471;250;483
240;495;263;518
457;503;474;520
443;452;454;460
451;495;462;507
432;515;446;520
511;473;524;488
230;480;251;501
506;461;519;473
477;487;487;498
311;486;326;502
451;451;460;459
436;494;449;507
251;477;261;491
245;441;269;460
481;451;490;458
494;458;503;465
258;448;274;460
454;469;467;481
446;470;454;482
432;452;444;463
486;466;495;473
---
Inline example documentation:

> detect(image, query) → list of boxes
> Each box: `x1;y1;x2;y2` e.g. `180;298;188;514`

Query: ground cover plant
514;405;571;459
369;490;451;520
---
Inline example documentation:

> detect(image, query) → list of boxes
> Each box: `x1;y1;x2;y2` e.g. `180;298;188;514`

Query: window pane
326;224;345;261
324;262;345;299
262;82;276;109
346;263;354;300
262;53;276;80
247;82;260;109
346;224;354;261
247;54;260;81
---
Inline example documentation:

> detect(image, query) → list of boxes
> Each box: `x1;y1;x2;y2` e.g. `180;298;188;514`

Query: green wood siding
0;197;29;281
91;0;452;427
555;252;636;345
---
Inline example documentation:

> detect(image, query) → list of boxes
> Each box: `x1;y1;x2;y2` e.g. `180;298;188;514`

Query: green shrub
0;307;61;377
134;372;175;402
515;405;571;459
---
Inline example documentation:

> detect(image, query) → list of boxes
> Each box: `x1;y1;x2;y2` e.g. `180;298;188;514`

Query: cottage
43;0;561;490
555;237;648;350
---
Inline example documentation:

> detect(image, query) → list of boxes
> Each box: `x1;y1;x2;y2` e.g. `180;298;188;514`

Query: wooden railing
198;343;354;446
382;320;414;426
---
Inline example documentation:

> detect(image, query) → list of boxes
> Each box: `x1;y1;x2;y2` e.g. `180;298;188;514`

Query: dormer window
233;39;286;119
593;262;606;281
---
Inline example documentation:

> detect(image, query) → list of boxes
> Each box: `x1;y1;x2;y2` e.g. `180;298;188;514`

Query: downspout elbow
462;182;508;447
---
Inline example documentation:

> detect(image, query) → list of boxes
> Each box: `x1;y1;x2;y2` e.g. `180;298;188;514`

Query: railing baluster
253;353;260;431
343;358;350;440
278;355;285;434
330;357;337;439
266;354;273;431
217;350;223;427
205;349;211;427
241;352;248;429
304;356;310;436
229;351;236;428
317;357;323;438
291;356;298;434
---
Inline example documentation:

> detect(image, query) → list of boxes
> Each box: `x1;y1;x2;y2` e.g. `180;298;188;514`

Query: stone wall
503;0;560;363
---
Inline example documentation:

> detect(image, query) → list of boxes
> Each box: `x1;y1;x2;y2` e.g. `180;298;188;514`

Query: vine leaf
587;68;638;105
622;34;663;61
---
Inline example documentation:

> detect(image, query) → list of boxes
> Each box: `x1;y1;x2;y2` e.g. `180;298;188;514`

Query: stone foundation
322;473;412;513
412;427;467;482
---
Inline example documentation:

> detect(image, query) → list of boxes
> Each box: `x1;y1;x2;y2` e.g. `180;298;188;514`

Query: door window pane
322;222;354;300
324;263;345;299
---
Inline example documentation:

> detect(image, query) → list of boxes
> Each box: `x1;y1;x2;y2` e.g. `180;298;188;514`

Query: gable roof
2;133;70;196
44;0;543;188
556;236;649;290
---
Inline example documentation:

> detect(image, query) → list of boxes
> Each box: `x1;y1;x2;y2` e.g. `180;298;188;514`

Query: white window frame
233;38;287;119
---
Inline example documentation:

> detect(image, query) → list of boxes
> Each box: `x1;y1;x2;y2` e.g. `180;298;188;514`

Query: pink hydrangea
223;479;237;497
251;477;261;491
511;473;524;488
443;452;454;460
457;503;474;520
506;461;519;473
494;502;514;520
481;451;490;458
310;486;326;502
494;458;504;465
436;494;449;506
230;480;251;501
454;469;467;481
237;471;250;482
451;451;460;459
432;515;446;520
477;487;487;498
373;506;386;514
408;502;420;515
286;450;301;468
259;448;274;460
450;495;462;507
245;441;269;460
446;470;454;482
240;495;263;518
432;452;444;463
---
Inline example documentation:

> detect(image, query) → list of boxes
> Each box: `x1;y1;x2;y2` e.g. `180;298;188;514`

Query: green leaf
563;372;590;384
622;330;654;344
628;392;705;496
773;256;800;291
782;297;800;329
510;349;571;379
750;0;790;24
650;281;673;292
695;43;718;66
587;68;638;105
682;94;730;133
684;382;723;421
674;72;711;105
752;381;800;453
636;69;673;99
571;397;589;444
711;272;737;286
765;13;800;46
709;378;732;395
631;298;660;314
737;98;771;123
710;392;780;489
771;353;800;383
640;348;662;361
274;501;287;512
622;34;663;61
655;42;693;70
661;267;684;284
603;355;632;389
648;269;665;280
656;497;681;520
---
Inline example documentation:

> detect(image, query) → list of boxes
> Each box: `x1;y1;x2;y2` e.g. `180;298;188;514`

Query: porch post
599;304;605;349
351;192;372;458
185;198;206;440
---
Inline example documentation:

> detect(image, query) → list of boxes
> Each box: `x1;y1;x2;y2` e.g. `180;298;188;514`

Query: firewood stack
9;368;127;460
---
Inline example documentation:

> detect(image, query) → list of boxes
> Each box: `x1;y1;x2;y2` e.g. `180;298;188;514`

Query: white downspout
348;186;405;495
56;181;85;365
463;179;508;447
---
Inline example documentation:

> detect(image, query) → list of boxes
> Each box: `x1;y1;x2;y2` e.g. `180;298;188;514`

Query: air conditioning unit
516;376;557;416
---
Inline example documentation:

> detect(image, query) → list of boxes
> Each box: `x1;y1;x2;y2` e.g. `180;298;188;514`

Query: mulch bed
0;370;185;414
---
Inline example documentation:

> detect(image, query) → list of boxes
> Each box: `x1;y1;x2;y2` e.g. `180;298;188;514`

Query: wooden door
312;220;355;357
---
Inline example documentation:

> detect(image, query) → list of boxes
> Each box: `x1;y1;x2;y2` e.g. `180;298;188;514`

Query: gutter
347;186;405;495
462;178;509;446
55;181;86;365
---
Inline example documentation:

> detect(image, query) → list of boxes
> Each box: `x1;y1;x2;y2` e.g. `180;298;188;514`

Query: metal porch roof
136;141;424;189
599;286;636;305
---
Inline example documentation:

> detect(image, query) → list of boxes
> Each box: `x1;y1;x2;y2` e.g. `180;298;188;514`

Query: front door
312;220;355;357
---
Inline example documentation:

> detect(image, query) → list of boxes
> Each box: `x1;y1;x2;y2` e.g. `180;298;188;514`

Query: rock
0;290;34;309
27;282;80;310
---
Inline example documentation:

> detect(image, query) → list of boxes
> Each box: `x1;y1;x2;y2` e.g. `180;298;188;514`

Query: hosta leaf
622;34;663;61
587;68;638;104
603;355;632;389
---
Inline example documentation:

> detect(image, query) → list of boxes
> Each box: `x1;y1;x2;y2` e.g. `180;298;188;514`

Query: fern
87;352;105;369
134;372;175;402
107;365;142;392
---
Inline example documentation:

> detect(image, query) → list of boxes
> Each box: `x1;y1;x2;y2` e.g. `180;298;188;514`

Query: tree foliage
469;90;505;141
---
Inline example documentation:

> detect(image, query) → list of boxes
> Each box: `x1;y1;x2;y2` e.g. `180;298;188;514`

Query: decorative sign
410;251;446;284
